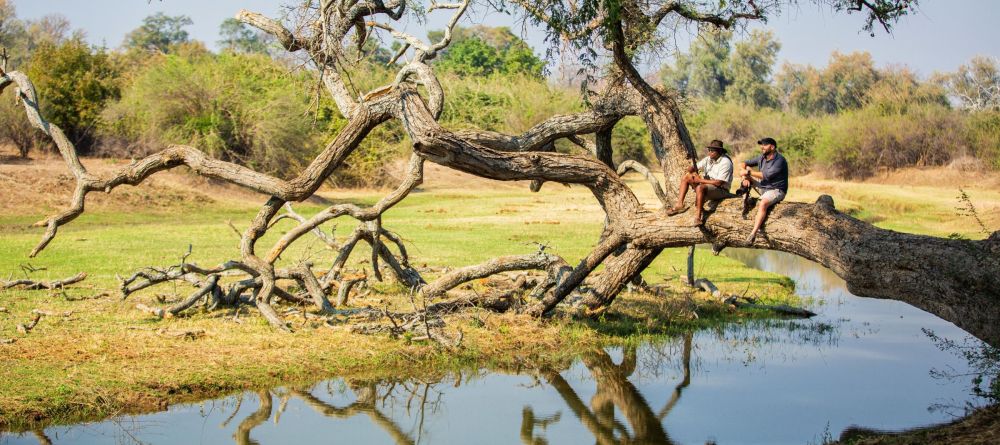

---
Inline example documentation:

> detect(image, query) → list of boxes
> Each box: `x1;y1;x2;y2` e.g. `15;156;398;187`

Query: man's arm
741;155;761;179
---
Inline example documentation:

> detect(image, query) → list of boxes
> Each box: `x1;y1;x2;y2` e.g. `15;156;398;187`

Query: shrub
965;111;1000;169
101;51;330;176
0;93;47;157
814;104;966;178
22;38;120;153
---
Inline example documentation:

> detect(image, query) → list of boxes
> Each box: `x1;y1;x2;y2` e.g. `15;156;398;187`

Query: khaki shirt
696;155;733;191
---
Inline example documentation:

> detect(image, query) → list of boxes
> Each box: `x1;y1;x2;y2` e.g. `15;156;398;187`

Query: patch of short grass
0;176;799;429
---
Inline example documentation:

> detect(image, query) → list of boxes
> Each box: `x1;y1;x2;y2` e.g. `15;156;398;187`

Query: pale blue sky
11;0;1000;77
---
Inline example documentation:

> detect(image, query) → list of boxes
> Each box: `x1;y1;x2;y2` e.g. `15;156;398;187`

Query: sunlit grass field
0;163;798;427
0;158;996;428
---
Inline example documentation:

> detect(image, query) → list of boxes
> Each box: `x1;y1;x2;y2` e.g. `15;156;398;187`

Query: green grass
0;173;798;429
3;164;995;430
789;174;1000;238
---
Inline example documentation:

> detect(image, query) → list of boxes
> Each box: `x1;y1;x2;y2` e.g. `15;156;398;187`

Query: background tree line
1;0;997;183
661;28;1000;177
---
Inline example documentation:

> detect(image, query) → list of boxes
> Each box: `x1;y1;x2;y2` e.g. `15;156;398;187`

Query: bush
813;104;967;178
0;93;47;157
22;38;120;153
101;51;331;176
965;111;1000;169
612;117;652;165
438;73;581;132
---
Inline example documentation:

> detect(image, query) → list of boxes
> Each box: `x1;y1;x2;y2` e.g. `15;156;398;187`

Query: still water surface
2;249;988;444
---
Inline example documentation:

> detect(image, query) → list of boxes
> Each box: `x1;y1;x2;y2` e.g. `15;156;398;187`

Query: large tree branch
1;70;394;257
618;197;1000;346
420;252;568;298
264;154;424;263
651;0;765;28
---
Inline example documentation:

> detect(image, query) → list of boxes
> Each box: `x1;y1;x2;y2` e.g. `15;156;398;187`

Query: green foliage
662;28;732;100
218;18;272;55
0;92;45;157
662;29;779;108
124;13;192;52
0;0;78;70
612;117;652;165
23;38;120;152
101;51;328;175
864;67;949;115
438;72;580;130
775;52;879;114
814;104;964;178
431;26;544;78
726;30;780;108
965;111;1000;169
684;68;975;179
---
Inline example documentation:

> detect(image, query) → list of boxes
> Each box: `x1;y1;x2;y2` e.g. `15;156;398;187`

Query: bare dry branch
2;272;86;290
617;160;669;208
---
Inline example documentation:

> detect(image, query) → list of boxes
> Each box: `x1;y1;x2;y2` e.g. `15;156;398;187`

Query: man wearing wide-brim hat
667;139;734;226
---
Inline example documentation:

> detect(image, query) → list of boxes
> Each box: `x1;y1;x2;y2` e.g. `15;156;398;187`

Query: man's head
757;137;777;155
706;139;726;159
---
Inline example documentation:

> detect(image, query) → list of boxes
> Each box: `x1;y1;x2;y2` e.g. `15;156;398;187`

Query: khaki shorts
745;178;786;205
702;184;733;201
760;188;786;204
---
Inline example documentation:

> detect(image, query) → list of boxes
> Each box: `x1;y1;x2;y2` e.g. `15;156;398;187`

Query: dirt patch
1;151;537;217
836;403;1000;445
803;166;1000;191
0;154;270;215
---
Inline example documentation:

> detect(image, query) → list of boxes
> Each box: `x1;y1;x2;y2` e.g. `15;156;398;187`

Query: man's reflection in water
524;332;694;445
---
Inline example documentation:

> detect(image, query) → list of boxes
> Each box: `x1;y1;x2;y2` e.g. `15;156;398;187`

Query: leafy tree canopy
218;17;272;55
429;25;544;77
0;0;79;69
935;56;1000;111
25;38;120;151
661;29;779;107
124;12;193;52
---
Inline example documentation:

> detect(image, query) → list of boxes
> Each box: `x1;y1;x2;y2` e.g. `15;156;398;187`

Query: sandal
665;205;686;216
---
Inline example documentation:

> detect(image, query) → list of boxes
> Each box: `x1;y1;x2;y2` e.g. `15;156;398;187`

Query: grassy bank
0;158;803;429
1;154;998;429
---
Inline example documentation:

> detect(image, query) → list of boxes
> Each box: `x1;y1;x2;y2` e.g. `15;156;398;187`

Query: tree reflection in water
526;332;693;445
218;334;694;445
225;378;445;445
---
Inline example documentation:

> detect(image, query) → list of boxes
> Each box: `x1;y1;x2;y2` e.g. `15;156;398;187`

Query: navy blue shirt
744;151;789;193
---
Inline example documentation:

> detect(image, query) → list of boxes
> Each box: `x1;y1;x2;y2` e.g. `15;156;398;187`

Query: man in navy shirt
739;137;789;244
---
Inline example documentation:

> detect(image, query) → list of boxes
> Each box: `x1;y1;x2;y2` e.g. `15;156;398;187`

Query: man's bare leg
691;184;707;226
747;198;772;243
669;173;697;213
